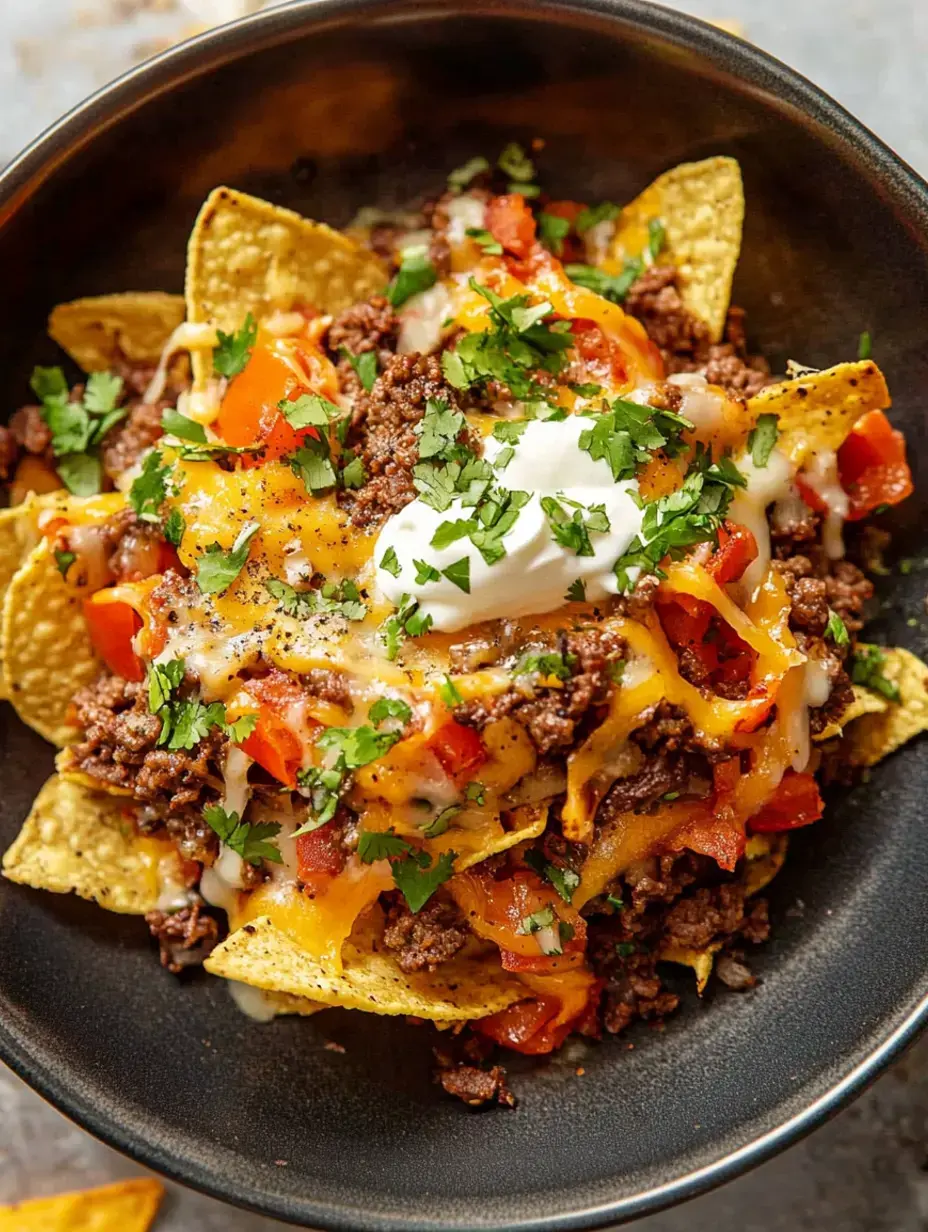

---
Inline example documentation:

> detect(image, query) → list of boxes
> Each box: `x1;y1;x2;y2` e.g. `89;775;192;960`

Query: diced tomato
215;340;337;466
656;596;756;694
712;756;742;796
476;996;563;1053
570;318;629;385
427;720;487;782
295;820;346;885
795;475;829;517
485;193;537;260
707;521;758;585
451;868;586;971
673;809;746;870
837;409;913;520
236;671;310;787
748;770;824;833
83;597;144;682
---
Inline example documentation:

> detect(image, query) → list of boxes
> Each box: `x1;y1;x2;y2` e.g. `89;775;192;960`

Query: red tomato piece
83;598;144;682
707;521;758;585
485;193;537;259
795;475;829;517
216;341;324;466
427;720;487;781
837;409;913;520
238;671;310;787
569;319;629;385
296;820;346;884
476;996;563;1053
748;770;824;833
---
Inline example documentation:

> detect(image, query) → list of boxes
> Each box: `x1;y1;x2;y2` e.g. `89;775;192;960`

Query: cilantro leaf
391;849;457;913
30;365;127;495
148;659;185;714
825;609;849;647
380;546;401;577
439;675;463;707
748;413;779;468
316;723;402;769
441;556;471;593
281;394;342;430
57;452;103;497
431;518;476;550
422;805;461;838
576;202;619;234
538;212;571;256
466;227;503;255
340;347;378;392
578;397;692;483
225;713;258;743
358;829;413;863
289;443;337;493
565;260;642;304
266;576;367;621
647;216;666;262
161;408;207;443
54;549;76;577
203;804;282;866
415;398;466;461
858;330;872;360
447;155;490;192
128;449;173;523
414;558;441;585
541;495;610;556
213;313;257;378
83;371;123;416
164;507;186;546
196;521;260;595
497;141;535;183
849;644;901;702
514;651;576;682
492;420;530;444
523;848;581;903
387;246;437;308
30;366;68;401
369;697;412;728
380;594;432;658
565;578;586;602
293;766;346;830
340;455;367;488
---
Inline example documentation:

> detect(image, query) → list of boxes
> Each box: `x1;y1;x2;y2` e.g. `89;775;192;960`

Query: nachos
1;148;923;1108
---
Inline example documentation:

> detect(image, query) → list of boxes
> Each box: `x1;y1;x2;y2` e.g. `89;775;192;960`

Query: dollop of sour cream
374;416;645;632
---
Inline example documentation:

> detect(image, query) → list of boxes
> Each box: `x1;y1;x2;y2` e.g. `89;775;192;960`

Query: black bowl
3;2;928;1228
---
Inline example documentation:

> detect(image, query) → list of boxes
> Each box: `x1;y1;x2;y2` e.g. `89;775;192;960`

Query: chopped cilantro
497;142;535;184
265;576;367;621
441;556;471;593
615;940;636;957
148;659;185;714
30;365;126;496
128;449;174;523
849;644;901;702
518;905;556;934
565;578;586;602
748;413;779;468
368;697;412;728
54;549;76;578
564;260;642;304
203;804;282;866
213;313;257;378
422;804;461;838
281;393;342;430
340;347;378;392
55;454;102;497
380;546;401;577
575;202;620;234
161;408;207;443
538;212;570;255
196;521;260;595
405;606;434;637
466;227;503;255
523;848;581;903
147;658;252;751
578;397;693;483
465;781;486;805
391;848;457;913
225;713;258;743
825;609;849;647
495;445;514;469
414;558;441;585
163;507;185;547
358;829;413;863
569;382;604;398
171;442;262;462
340;455;366;489
492;420;530;444
289;442;337;493
317;722;402;768
447;155;490;192
439;675;464;708
387;246;437;308
293;767;346;831
606;893;624;911
647;217;666;262
415;397;466;461
607;659;626;683
514;651;576;681
431;518;476;550
858;330;872;361
541;495;610;557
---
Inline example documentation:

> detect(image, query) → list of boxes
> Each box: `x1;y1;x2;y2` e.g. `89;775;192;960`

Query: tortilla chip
844;646;928;767
431;804;549;873
610;156;744;341
750;360;890;469
55;748;135;796
814;683;889;742
185;187;387;384
2;774;169;914
1;539;98;745
48;292;186;373
0;1179;163;1232
206;910;525;1023
660;941;720;994
0;497;46;698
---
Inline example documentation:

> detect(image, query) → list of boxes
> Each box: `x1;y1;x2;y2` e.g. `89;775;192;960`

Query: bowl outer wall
1;1;928;1228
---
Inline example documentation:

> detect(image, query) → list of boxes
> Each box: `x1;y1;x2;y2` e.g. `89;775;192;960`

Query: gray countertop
2;2;928;1228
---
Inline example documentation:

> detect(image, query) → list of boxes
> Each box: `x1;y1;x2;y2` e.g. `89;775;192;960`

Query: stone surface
2;1;928;1229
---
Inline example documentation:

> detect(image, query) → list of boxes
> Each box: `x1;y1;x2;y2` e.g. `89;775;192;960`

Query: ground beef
597;755;688;820
326;295;399;398
632;700;725;758
101;401;165;482
301;668;352;710
10;403;53;455
453;624;626;755
662;882;759;951
436;1062;516;1108
145;901;219;973
825;559;874;633
0;426;18;480
382;894;469;972
624;267;770;396
600;952;681;1035
343;353;469;528
68;673;225;861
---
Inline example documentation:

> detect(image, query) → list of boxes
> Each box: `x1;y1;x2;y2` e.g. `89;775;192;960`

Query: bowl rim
3;1;928;1228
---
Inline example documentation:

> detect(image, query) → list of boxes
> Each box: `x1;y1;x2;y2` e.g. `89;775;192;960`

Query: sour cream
374;416;645;632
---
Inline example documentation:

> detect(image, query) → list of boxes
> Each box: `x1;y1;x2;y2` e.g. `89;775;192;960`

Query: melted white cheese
728;447;793;597
802;449;849;560
227;980;281;1023
398;282;452;355
374;416;644;631
667;372;726;431
444;193;487;244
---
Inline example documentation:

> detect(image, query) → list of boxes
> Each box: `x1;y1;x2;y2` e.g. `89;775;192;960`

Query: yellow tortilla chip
845;646;928;767
751;360;890;469
660;941;721;994
2;774;170;914
0;496;45;698
425;804;549;873
48;292;186;373
610;156;744;341
186;187;387;384
0;1178;163;1232
1;538;99;745
814;683;889;742
55;748;135;796
206;910;525;1023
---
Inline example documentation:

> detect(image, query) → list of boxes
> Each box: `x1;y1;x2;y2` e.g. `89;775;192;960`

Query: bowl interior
2;3;928;1229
